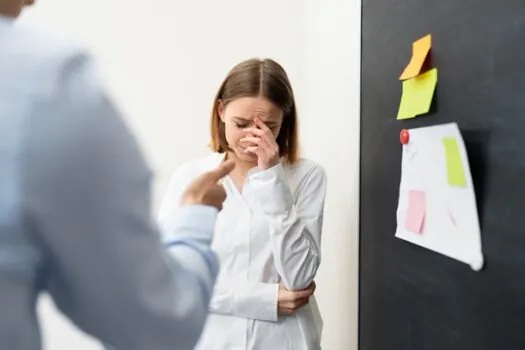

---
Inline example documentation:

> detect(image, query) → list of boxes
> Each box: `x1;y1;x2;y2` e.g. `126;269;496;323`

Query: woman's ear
217;100;225;122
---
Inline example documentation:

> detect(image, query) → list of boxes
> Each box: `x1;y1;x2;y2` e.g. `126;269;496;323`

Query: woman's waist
205;300;322;329
215;267;281;284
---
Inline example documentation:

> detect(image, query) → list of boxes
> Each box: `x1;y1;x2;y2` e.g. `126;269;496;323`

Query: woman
158;58;327;350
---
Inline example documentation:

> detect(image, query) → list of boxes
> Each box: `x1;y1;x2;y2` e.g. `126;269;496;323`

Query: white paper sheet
395;122;484;271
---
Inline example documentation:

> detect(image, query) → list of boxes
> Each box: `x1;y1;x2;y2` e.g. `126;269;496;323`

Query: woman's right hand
278;282;316;316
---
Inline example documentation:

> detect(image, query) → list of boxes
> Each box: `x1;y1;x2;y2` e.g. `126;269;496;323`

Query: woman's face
219;96;283;163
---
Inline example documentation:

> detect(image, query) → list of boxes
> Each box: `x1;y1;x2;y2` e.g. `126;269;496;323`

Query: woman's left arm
248;163;327;291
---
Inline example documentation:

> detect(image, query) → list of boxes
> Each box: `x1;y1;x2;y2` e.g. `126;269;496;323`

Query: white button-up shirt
158;153;327;350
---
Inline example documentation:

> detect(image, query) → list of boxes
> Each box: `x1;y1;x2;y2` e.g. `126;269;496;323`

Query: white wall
20;0;360;349
300;0;361;348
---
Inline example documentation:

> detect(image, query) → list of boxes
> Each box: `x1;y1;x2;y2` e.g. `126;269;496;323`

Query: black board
359;1;525;349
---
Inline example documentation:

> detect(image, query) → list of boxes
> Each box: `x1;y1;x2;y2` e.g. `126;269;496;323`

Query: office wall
21;0;360;349
300;0;361;348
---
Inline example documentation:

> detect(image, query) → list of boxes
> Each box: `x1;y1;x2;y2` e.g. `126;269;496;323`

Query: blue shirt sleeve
25;51;217;350
163;205;220;298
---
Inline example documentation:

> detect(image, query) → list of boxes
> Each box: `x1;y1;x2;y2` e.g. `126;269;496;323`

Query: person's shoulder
170;153;225;182
12;21;88;60
284;158;326;180
4;21;96;96
273;158;326;196
281;158;327;192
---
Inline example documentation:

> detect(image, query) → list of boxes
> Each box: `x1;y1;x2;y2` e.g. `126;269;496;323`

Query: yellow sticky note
442;137;466;187
396;68;438;120
400;34;432;80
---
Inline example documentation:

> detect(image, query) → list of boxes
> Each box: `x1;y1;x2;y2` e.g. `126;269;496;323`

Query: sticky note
397;68;438;120
442;137;466;187
404;190;426;234
400;34;432;80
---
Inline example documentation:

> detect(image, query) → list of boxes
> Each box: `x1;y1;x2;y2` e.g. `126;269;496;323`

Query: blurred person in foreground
0;1;234;349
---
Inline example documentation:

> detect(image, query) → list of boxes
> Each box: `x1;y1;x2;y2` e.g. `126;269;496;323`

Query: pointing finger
206;160;235;182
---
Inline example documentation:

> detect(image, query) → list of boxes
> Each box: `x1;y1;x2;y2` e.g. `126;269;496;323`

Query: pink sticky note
404;190;426;233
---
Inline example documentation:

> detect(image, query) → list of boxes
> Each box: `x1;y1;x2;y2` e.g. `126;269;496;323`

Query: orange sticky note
399;34;432;80
404;190;426;234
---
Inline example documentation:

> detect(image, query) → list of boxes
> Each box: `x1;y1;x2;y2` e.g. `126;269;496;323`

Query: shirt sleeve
25;51;218;350
208;278;279;322
158;169;280;322
248;163;327;290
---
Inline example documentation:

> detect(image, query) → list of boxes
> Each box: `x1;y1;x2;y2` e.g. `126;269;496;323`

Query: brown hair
210;58;300;164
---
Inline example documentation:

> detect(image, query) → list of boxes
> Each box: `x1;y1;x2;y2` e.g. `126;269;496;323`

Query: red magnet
400;129;410;144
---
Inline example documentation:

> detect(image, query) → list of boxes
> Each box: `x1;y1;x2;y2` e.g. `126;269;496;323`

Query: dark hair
210;58;299;164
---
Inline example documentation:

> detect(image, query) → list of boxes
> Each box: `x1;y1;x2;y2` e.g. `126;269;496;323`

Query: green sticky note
397;68;438;120
442;137;466;187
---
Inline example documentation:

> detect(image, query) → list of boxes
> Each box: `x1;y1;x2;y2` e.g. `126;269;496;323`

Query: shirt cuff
248;163;294;215
162;205;218;242
234;282;279;322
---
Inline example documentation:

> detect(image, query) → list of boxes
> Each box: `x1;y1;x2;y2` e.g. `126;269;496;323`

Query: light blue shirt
0;16;218;350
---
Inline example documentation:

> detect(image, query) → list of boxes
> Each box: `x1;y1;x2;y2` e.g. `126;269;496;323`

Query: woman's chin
236;151;257;162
